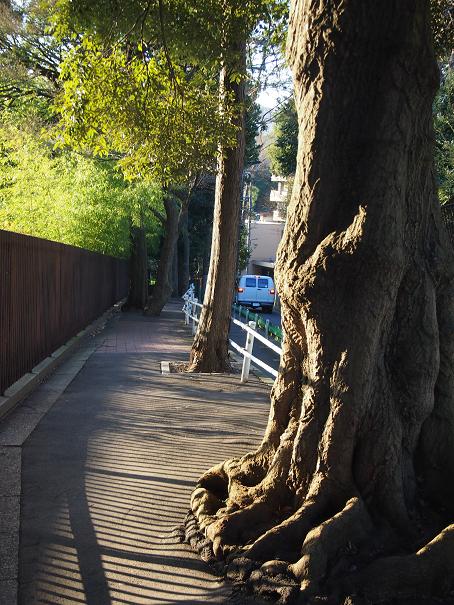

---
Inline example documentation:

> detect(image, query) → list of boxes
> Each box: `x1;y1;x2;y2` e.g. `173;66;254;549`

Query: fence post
265;319;269;338
241;321;256;383
192;297;198;335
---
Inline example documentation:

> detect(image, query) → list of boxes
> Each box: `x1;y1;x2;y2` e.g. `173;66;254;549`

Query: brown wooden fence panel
0;230;129;394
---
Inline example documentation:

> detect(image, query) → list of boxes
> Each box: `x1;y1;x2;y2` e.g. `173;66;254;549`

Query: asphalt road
229;308;282;377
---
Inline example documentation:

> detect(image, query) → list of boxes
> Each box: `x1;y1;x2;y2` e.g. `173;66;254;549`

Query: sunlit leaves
0;109;163;256
55;36;237;183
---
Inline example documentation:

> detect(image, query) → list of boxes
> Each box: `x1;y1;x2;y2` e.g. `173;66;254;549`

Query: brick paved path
15;301;270;604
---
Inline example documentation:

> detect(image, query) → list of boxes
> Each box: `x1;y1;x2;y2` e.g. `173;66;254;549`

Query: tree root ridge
183;510;219;568
185;492;454;605
183;510;300;604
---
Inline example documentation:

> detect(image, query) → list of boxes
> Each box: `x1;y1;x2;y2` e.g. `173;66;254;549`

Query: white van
236;275;275;312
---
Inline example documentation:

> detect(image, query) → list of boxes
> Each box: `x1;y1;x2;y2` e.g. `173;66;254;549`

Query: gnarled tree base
185;1;454;602
184;447;454;604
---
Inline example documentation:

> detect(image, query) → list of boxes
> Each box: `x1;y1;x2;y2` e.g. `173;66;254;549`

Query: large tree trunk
187;1;454;602
188;46;246;372
126;225;148;309
145;194;179;316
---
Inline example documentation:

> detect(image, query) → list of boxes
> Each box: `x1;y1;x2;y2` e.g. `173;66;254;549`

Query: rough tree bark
188;46;246;372
145;193;179;316
187;1;454;602
126;225;148;310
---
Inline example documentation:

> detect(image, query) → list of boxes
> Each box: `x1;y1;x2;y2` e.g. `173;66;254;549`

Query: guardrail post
241;321;256;383
192;297;198;335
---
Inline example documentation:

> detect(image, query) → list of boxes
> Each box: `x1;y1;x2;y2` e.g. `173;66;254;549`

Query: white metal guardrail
182;285;282;382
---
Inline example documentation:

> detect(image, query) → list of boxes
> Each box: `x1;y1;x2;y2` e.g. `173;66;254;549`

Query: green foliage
56;37;235;183
238;224;251;272
188;181;214;278
245;96;263;167
48;0;288;66
48;0;288;183
250;157;272;213
431;0;454;59
0;109;163;256
268;98;298;177
0;0;60;112
434;67;454;205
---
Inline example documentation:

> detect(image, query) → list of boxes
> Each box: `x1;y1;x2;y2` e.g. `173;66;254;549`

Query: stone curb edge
0;299;126;421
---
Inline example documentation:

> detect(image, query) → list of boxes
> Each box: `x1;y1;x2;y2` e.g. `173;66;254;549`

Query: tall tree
51;0;287;326
187;36;247;372
188;1;288;372
188;1;454;602
50;1;241;315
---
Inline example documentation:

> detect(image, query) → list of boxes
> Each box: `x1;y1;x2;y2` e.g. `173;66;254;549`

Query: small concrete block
161;361;171;374
51;345;68;359
0;532;18;579
3;374;36;398
31;357;55;375
0;579;17;603
0;497;19;533
0;448;21;495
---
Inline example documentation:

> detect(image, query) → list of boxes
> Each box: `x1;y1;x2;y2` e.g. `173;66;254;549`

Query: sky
257;87;284;109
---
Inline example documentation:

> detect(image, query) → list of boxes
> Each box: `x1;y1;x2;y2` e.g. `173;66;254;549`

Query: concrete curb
0;299;125;421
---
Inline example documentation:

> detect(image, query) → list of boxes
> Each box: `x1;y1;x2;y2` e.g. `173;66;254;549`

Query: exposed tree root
352;524;454;603
290;497;373;598
184;2;454;603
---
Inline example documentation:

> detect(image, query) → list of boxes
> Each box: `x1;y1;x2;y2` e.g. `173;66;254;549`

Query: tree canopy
49;0;288;184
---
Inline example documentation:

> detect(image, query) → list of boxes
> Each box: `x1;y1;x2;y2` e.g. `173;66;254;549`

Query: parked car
235;275;275;312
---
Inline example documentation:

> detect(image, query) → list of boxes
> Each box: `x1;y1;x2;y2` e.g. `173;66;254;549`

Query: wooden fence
0;230;129;394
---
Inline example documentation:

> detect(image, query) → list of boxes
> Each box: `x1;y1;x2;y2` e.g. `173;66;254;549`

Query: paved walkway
1;301;271;604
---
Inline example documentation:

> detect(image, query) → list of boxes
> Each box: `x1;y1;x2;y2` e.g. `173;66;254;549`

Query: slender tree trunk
178;205;190;296
126;225;148;309
145;194;179;316
187;1;454;602
188;45;246;372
